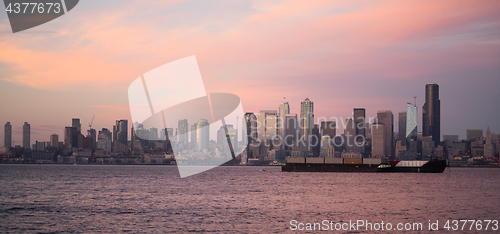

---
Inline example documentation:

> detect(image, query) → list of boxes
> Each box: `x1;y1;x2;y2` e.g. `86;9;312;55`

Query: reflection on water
0;165;499;233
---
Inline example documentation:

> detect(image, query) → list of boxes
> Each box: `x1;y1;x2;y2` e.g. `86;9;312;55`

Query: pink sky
1;0;500;145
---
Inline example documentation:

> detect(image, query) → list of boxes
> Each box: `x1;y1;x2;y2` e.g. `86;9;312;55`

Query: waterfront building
371;123;385;158
376;110;393;157
422;84;440;145
23;122;30;149
4;122;11;148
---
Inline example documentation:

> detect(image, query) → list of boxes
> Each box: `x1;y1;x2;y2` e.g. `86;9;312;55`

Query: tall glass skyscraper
278;102;290;139
406;103;417;145
422;84;440;146
196;119;209;151
300;98;314;150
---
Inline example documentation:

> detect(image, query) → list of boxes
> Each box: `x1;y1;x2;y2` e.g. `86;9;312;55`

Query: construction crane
88;115;95;129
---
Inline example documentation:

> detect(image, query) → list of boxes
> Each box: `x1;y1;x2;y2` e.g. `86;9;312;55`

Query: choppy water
0;165;499;233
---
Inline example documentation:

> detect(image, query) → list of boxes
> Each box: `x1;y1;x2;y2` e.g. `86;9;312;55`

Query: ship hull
282;163;379;172
281;160;447;173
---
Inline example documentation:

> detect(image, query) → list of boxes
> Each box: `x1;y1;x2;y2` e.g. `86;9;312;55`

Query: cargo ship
281;157;447;173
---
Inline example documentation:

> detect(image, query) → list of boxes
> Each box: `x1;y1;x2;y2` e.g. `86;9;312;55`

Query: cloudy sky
1;0;500;146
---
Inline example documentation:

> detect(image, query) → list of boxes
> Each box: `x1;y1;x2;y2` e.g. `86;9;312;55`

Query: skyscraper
87;128;97;150
23;122;30;149
70;118;83;148
244;112;258;140
353;108;366;137
113;120;128;145
371;123;385;158
112;120;128;153
278;102;290;138
284;114;298;149
196;119;209;151
344;118;356;152
257;110;277;141
72;118;81;133
4;122;11;148
190;124;198;148
50;133;59;148
467;129;483;142
406;103;418;145
320;121;336;138
97;128;113;153
64;126;78;150
398;112;407;146
377;110;393;157
484;126;494;158
178;119;188;146
300;98;314;150
422;84;440;146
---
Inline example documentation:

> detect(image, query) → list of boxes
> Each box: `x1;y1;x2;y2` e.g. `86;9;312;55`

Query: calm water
0;165;499;233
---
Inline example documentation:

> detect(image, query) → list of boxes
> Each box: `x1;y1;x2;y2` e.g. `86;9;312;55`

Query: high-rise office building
467;129;483;142
344;118;356;152
112;120;128;153
257;110;278;141
422;84;440;146
377;110;393;157
278;102;290;138
371;123;385;157
113;120;128;145
406;103;418;145
353;108;366;137
398;112;407;146
190;124;198;147
70;118;83;148
244;112;257;140
72;118;81;133
64;127;74;149
67;126;79;149
23;122;30;149
320;121;336;138
196;119;209;151
217;124;237;152
484;126;494;158
50;134;59;148
87;128;97;150
4;122;11;148
300;98;314;150
284;114;298;149
178;119;188;146
97;128;113;153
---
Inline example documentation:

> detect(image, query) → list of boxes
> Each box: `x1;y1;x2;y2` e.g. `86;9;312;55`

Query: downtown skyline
1;83;498;151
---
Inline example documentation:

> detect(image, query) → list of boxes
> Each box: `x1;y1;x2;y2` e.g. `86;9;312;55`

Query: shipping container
325;157;343;164
363;158;382;165
286;157;305;163
395;160;428;167
306;157;325;164
343;158;363;164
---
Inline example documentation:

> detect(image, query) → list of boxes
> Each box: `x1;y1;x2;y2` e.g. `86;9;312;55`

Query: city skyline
2;87;499;149
1;1;500;145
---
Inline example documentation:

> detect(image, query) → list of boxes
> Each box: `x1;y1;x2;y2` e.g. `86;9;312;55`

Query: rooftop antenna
413;96;417;106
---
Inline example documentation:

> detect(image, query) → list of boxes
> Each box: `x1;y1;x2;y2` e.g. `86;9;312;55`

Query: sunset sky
1;0;500;146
